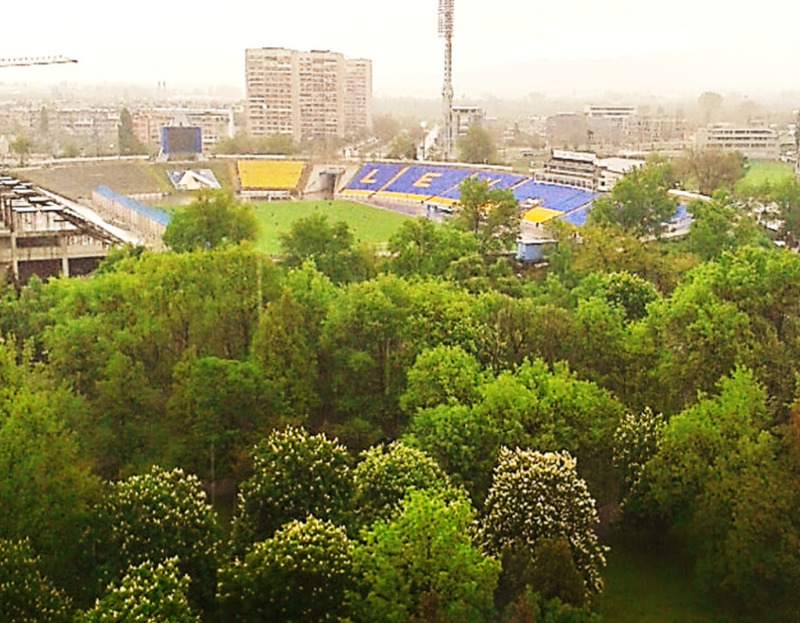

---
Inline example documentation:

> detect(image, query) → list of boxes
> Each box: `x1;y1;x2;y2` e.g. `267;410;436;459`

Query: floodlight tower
438;0;454;160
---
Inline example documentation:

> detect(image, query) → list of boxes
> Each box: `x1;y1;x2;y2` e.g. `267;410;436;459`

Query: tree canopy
162;191;259;252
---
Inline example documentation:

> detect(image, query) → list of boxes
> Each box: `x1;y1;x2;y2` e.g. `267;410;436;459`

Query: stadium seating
559;206;591;226
435;170;528;202
377;165;474;201
345;163;407;196
237;160;306;190
513;181;599;213
523;206;564;224
474;170;528;190
338;162;617;229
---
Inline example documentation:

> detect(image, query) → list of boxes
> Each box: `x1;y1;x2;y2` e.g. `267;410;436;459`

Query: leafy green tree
117;108;145;156
457;125;496;164
589;162;677;238
321;274;415;437
279;212;373;283
0;354;101;593
477;448;607;604
352;441;452;525
231;427;353;552
454;177;519;253
251;262;336;419
674;148;745;195
399;344;483;414
351;489;499;623
386;218;480;279
406;403;510;502
10;135;32;166
219;516;354;623
91;466;219;615
0;539;72;623
80;558;199;623
163;190;258;252
630;368;800;619
686;196;767;260
214;133;296;155
387;132;417;160
757;176;800;247
167;355;282;491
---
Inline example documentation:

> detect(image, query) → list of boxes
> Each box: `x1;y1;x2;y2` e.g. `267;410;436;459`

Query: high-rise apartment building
245;47;372;143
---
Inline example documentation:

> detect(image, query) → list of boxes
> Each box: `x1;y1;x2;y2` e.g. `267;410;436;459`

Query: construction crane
0;55;77;69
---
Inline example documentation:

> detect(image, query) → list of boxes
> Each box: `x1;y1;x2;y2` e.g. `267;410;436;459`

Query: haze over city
2;0;799;97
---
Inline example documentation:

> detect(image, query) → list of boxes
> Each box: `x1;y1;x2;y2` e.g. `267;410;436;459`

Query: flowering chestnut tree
612;407;665;492
93;466;218;614
218;516;354;623
80;558;199;623
231;426;353;551
477;448;607;601
352;440;452;525
0;538;71;623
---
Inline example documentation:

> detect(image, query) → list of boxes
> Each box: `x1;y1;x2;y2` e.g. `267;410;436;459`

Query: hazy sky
1;0;797;96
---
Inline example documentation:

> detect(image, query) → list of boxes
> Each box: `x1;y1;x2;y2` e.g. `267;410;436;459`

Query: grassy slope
253;199;410;255
596;535;720;623
737;160;795;194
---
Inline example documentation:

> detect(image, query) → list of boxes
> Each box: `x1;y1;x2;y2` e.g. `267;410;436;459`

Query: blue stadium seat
345;163;406;193
379;165;474;200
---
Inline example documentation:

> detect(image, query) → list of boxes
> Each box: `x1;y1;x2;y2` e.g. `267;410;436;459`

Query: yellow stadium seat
522;207;563;223
237;160;305;190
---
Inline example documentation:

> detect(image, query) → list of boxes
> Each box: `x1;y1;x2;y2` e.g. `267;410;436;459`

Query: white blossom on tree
79;557;199;623
219;515;354;623
94;465;218;614
612;407;666;492
477;447;607;599
231;426;353;551
353;440;451;525
0;538;71;623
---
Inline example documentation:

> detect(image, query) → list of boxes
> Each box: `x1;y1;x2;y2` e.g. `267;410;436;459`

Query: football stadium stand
377;165;475;203
513;181;599;213
338;162;680;229
237;160;306;192
92;185;170;240
344;163;407;197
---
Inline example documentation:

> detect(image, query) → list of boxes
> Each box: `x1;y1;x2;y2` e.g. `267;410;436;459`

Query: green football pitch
253;199;412;255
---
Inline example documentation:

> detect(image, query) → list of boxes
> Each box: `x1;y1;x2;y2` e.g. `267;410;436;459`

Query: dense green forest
2;165;800;622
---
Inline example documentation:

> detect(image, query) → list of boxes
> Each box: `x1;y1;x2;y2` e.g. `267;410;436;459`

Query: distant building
245;47;372;142
344;58;372;136
452;105;485;137
696;124;780;160
132;107;233;153
538;150;643;191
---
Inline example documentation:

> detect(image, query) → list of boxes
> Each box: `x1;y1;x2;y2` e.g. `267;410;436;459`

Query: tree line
3;165;800;621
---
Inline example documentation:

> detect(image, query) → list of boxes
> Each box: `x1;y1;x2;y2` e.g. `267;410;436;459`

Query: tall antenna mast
438;0;454;160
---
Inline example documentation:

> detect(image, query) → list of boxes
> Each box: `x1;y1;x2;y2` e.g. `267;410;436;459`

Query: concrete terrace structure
0;175;124;280
245;47;372;142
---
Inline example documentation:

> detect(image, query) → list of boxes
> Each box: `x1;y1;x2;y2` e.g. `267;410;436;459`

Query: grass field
737;160;795;194
253;199;411;255
596;534;719;623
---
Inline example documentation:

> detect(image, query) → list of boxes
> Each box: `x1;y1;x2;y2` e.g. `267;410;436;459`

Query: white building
696;124;780;160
